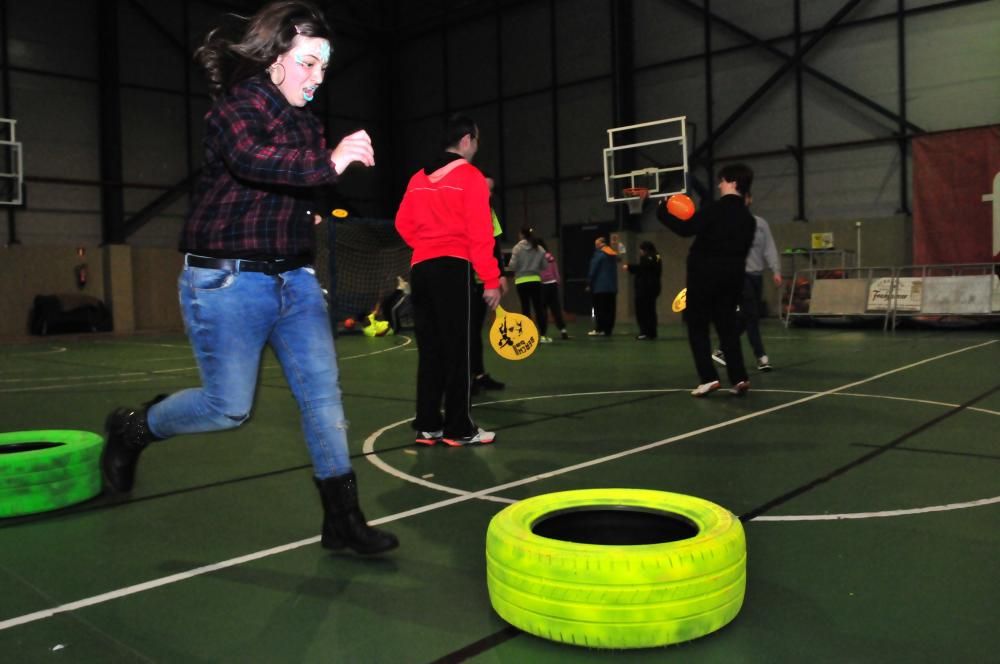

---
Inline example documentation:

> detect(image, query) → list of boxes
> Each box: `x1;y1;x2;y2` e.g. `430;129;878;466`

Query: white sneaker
757;355;772;372
539;336;553;344
729;380;750;396
711;350;726;366
442;428;496;446
690;381;721;397
415;430;444;446
587;330;602;336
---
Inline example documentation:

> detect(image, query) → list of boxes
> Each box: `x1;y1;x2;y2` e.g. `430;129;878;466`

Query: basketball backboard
603;116;688;207
0;118;23;206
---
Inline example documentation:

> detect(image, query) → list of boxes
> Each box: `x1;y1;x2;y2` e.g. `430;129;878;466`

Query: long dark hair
194;1;333;99
520;225;542;249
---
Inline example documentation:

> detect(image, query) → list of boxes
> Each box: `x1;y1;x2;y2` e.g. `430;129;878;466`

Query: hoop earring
267;62;286;86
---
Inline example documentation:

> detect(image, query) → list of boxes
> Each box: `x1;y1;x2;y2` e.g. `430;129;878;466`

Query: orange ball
343;317;355;329
667;194;695;221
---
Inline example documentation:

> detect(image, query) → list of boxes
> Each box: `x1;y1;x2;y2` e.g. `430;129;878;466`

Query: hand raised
330;129;375;174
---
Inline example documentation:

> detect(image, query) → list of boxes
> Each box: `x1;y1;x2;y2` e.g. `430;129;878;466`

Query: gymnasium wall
390;0;998;238
0;245;106;338
0;0;383;248
0;0;995;336
577;214;911;326
0;244;183;339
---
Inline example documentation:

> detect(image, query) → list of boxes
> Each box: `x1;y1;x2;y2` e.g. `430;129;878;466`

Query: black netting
318;218;413;329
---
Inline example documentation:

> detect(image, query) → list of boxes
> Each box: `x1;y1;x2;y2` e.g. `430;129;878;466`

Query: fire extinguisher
75;263;88;289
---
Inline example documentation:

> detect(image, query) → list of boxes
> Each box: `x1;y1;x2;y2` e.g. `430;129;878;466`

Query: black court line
739;382;1000;522
428;382;1000;663
478;392;668;433
427;625;522;664
850;443;1000;462
3;385;651;527
0;463;313;528
1;364;664;532
6;339;995;655
0;439;420;528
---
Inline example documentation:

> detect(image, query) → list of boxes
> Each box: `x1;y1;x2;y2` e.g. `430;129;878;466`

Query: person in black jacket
657;164;756;396
623;241;663;340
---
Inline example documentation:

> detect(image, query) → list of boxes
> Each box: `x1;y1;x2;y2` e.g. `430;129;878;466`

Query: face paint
274;36;331;107
291;39;331;67
292;24;332;63
293;51;316;102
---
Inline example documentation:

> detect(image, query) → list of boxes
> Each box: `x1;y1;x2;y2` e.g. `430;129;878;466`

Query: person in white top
712;194;783;371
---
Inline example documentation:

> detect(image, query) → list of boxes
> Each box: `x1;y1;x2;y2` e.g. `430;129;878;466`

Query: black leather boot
101;396;164;493
314;472;399;555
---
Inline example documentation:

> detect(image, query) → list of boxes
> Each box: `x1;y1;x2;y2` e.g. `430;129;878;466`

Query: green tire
485;488;746;649
0;430;104;517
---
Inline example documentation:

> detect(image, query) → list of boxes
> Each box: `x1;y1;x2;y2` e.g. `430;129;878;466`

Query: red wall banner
912;125;1000;265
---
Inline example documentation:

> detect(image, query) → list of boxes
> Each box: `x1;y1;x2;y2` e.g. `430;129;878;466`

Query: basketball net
623;187;648;215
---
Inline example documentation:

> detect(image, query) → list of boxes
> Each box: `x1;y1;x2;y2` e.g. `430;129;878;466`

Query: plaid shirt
181;74;338;259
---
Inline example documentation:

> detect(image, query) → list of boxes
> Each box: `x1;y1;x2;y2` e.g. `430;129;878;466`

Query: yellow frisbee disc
671;287;687;313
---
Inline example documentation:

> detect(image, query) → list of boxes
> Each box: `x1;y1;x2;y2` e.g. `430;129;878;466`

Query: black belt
185;254;311;276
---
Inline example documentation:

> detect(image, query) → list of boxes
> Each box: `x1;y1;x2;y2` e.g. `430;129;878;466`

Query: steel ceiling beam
99;0;125;245
121;170;201;239
687;0;866;163
127;0;187;56
667;0;924;136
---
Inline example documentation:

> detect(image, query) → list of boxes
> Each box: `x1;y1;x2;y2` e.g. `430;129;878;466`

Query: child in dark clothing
624;241;662;340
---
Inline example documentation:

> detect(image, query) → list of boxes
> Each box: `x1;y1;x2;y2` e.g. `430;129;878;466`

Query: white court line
753;496;1000;521
0;338;412;392
0;538;321;631
340;335;412;360
0;339;995;632
0;378;157;394
1;371;150;385
762;389;1000;417
0;346;68;358
94;341;190;349
361;387;1000;513
362;339;999;505
88;337;415;359
0;368;201;394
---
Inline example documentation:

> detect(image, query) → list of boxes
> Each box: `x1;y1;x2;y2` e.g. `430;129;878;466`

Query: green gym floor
1;319;998;662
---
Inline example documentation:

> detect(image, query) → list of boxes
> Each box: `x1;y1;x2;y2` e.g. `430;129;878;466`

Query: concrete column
103;244;134;334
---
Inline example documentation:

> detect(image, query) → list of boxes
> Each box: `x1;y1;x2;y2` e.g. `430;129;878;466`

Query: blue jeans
146;262;351;479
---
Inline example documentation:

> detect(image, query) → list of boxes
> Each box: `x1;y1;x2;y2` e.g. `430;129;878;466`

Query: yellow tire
485;488;746;649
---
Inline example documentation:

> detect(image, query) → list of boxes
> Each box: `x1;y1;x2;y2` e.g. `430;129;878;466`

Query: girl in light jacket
507;226;551;342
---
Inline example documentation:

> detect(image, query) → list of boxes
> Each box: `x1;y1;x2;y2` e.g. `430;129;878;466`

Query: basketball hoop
622;187;648;215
